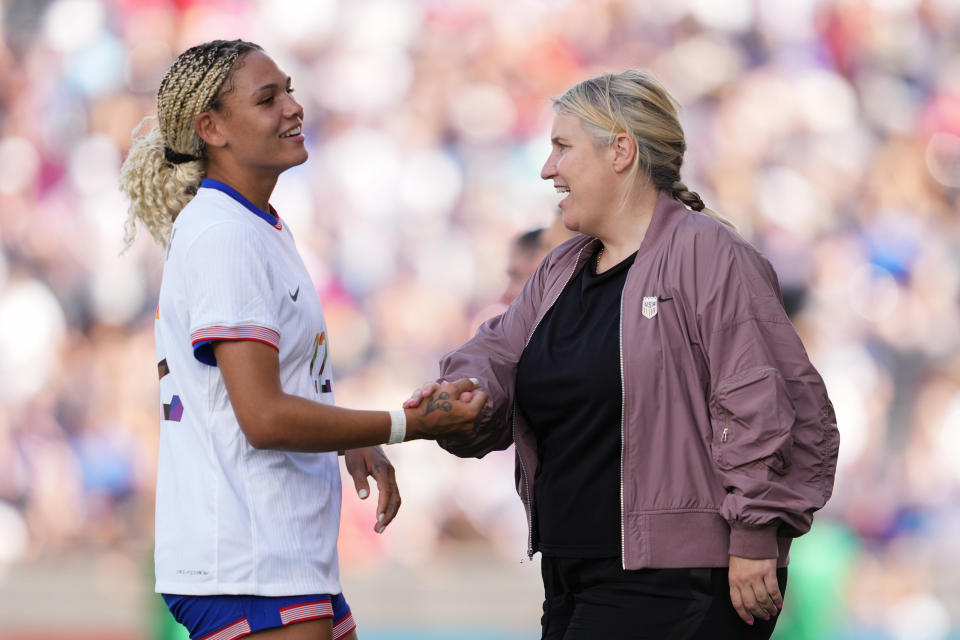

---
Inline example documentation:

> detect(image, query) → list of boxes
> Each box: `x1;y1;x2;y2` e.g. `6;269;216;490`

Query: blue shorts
162;593;355;640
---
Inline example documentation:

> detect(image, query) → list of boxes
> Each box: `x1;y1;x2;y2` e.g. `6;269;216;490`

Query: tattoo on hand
424;392;453;416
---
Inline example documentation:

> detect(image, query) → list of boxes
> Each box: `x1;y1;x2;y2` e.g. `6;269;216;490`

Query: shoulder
671;212;774;271
665;212;783;307
164;219;267;290
176;188;248;231
670;211;751;255
172;190;262;255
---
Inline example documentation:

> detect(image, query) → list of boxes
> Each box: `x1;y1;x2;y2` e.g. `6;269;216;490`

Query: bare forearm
243;392;391;452
214;340;486;452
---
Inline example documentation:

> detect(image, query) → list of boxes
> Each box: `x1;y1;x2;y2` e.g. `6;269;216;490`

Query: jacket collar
575;190;690;268
638;189;690;258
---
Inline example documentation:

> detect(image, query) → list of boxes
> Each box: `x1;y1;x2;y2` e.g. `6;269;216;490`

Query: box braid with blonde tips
118;39;263;250
552;68;734;229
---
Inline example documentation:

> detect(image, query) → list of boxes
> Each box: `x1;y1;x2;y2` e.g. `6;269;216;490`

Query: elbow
236;404;284;450
243;428;274;450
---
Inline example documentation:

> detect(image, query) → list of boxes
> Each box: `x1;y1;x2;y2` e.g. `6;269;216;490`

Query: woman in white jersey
119;39;486;640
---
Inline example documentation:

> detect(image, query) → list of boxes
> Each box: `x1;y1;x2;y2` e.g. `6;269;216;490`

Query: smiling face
201;50;307;179
540;111;619;235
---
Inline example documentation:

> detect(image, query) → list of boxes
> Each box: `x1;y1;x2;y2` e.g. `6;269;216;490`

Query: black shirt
516;246;637;557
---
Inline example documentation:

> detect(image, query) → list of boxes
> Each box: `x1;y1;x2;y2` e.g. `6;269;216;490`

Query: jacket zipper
618;285;627;569
518;243;591;561
512;404;534;561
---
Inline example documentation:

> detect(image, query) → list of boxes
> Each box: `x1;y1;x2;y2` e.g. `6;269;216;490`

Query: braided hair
119;39;263;249
552;69;733;228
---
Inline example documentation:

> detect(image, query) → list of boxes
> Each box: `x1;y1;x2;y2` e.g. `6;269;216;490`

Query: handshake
395;378;487;443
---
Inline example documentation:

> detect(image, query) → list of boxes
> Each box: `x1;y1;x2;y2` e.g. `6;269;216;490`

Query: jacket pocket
710;367;796;474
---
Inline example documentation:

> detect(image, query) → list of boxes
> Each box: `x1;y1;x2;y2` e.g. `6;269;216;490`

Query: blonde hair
553;69;733;228
118;39;263;249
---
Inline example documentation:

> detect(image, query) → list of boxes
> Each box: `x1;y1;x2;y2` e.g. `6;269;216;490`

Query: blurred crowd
1;0;959;638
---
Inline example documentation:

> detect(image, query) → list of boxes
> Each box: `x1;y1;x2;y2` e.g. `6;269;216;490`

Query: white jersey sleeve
184;222;281;365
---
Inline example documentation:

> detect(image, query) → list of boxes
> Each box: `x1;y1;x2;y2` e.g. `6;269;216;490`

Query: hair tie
164;147;198;165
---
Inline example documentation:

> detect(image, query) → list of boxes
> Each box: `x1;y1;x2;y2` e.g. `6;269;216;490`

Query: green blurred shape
142;554;190;640
153;592;191;640
773;520;859;640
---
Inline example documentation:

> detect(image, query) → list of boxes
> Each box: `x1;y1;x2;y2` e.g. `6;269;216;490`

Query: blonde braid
670;179;733;228
669;180;704;211
118;40;262;249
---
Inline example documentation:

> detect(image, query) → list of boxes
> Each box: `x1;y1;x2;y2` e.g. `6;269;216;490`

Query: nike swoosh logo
289;286;300;302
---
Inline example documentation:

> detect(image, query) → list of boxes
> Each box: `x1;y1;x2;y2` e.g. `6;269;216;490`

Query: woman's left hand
343;446;400;533
728;555;782;625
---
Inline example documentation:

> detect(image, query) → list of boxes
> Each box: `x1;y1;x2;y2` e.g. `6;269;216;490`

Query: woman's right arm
408;241;571;458
214;339;487;451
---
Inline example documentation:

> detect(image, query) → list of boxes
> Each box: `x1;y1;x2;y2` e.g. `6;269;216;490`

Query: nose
540;151;556;181
283;91;304;120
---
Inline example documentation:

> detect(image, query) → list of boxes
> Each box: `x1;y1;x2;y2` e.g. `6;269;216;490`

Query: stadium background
1;0;959;638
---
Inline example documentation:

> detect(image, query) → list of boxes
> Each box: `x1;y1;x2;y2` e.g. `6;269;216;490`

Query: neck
595;185;658;270
204;164;279;212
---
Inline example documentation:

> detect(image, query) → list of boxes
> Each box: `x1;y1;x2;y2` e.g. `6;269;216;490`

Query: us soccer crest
642;296;658;319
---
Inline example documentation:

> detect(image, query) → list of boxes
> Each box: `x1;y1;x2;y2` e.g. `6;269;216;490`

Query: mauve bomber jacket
438;191;839;569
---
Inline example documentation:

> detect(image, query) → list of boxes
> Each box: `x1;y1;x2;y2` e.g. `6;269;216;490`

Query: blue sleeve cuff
193;340;217;366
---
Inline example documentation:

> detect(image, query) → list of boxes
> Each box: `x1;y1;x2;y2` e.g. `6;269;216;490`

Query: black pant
541;556;787;640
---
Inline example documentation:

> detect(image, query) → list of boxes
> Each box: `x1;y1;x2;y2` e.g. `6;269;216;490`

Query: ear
196;111;227;149
610;132;636;173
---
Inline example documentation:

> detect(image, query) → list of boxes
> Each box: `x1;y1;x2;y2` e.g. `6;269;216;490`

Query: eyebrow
551;136;567;145
253;77;292;94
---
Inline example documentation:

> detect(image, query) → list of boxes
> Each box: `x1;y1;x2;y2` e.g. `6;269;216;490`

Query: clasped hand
404;377;486;440
343;378;485;535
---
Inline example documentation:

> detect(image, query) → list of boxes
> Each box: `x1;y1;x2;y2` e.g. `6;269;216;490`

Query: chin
560;210;579;233
282;152;309;171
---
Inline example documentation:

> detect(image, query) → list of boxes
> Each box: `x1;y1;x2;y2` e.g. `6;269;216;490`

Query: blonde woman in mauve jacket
406;69;839;640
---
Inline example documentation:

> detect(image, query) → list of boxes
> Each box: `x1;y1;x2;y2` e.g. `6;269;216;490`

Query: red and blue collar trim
200;178;282;230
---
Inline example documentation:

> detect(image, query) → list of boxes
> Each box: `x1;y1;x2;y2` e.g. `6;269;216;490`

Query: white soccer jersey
154;180;341;596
